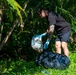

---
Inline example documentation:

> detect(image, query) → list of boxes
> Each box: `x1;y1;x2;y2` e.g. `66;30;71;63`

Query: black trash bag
35;51;70;70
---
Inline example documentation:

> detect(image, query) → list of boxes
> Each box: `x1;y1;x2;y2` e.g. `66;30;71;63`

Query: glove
43;39;50;49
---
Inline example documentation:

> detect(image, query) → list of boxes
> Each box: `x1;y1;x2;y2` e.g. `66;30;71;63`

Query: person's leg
55;41;62;54
61;42;69;57
61;31;71;57
55;35;62;54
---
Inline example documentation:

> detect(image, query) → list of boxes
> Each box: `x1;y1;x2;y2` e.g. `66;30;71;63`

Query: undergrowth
0;51;76;75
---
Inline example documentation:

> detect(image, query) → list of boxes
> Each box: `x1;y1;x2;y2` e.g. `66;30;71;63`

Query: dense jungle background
0;0;76;75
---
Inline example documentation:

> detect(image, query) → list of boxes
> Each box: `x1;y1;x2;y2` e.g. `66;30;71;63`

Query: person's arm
47;24;55;40
43;12;56;49
43;25;55;49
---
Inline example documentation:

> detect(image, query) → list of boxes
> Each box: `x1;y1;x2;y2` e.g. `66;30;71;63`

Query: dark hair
37;8;43;15
37;8;49;15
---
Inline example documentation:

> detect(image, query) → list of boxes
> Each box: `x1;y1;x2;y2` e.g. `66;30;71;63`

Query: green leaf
7;0;25;23
9;9;13;22
72;25;76;32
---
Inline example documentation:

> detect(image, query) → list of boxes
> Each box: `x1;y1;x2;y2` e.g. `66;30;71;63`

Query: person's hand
46;29;50;34
37;49;43;53
43;39;50;49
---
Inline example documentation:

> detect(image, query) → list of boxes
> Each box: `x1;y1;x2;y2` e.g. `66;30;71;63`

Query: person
37;8;71;57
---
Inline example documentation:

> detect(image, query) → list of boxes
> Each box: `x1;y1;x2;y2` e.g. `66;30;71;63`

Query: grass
0;51;76;75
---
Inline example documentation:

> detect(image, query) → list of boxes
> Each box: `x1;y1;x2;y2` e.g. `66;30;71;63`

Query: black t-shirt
48;11;71;35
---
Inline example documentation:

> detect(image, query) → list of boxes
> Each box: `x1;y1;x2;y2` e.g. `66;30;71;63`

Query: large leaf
7;0;25;23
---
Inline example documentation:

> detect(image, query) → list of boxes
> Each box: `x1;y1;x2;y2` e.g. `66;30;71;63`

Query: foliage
6;0;26;24
0;0;76;60
0;0;76;74
0;52;76;75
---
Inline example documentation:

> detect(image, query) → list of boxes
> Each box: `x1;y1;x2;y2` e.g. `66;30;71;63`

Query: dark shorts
55;31;71;42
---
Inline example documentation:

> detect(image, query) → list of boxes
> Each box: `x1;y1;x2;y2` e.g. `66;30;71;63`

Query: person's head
37;8;49;18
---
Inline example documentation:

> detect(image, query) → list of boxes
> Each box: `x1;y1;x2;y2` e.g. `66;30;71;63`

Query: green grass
0;52;76;75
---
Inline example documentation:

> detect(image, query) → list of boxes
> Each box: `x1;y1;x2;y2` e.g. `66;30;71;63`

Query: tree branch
0;0;29;51
0;9;3;42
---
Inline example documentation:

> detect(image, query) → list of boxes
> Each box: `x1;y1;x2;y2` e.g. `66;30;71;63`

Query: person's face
40;10;46;18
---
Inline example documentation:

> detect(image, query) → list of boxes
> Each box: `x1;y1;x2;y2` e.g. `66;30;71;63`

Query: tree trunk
0;19;18;51
0;0;29;51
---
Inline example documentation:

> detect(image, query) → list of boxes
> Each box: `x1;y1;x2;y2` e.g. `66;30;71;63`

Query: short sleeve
48;12;56;25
